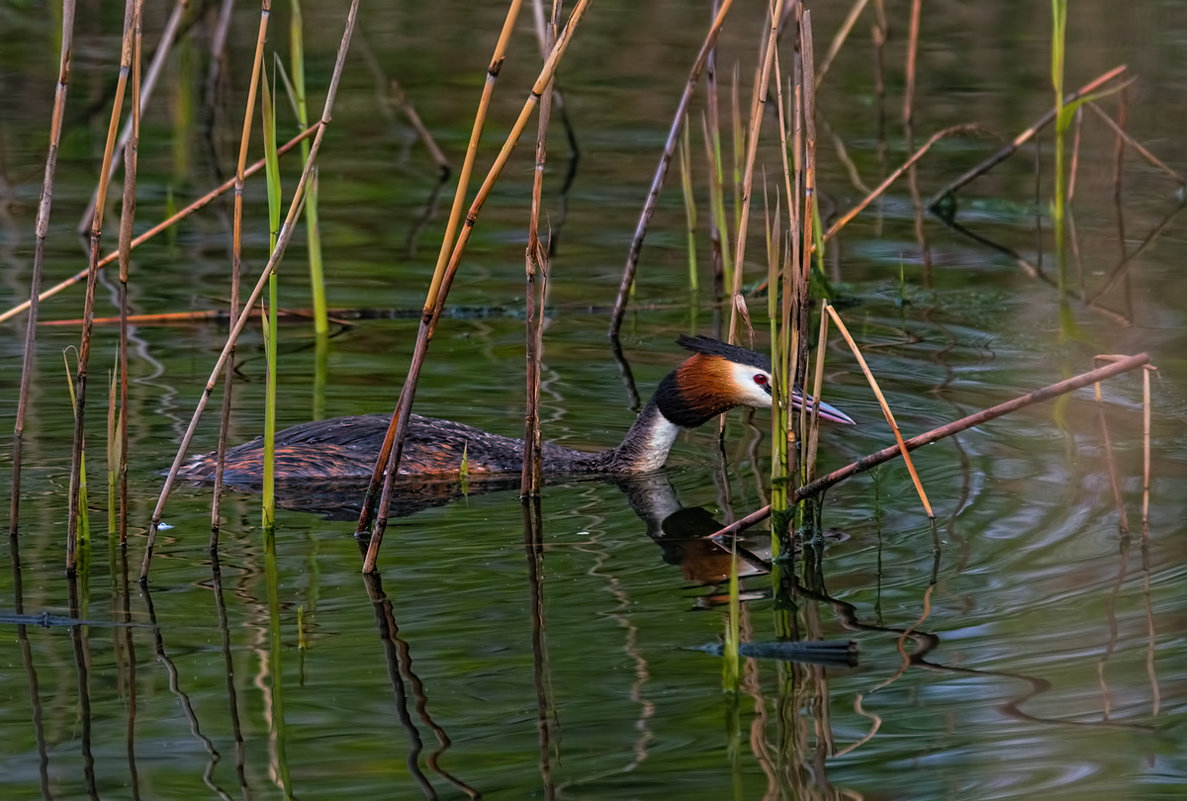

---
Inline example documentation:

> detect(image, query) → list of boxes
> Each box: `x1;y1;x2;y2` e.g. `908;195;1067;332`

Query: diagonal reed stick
0;123;320;327
709;352;1151;539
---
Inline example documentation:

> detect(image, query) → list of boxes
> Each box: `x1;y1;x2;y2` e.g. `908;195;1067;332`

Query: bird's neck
602;399;682;473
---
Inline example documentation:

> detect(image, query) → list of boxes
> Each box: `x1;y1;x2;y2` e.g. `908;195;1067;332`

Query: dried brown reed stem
794;8;817;453
68;0;141;574
77;0;187;235
748;122;979;299
0;123;319;327
822;124;978;243
1085;200;1185;308
353;0;528;537
115;6;143;547
927;65;1128;210
1087;100;1186;187
903;0;920;126
725;0;786;346
10;0;76;536
211;0;272;542
607;0;737;338
814;0;870;89
708;352;1151;538
141;0;360;582
361;0;594;573
1092;370;1130;531
521;1;560;499
355;31;451;178
391;79;451;178
826;303;932;516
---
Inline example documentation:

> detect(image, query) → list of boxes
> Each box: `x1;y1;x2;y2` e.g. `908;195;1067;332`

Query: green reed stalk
289;0;328;340
678;121;699;294
261;70;282;530
64;351;89;546
1050;0;1076;338
702;114;733;296
212;0;270;543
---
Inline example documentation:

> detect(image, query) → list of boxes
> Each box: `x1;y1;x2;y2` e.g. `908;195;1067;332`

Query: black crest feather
676;335;771;371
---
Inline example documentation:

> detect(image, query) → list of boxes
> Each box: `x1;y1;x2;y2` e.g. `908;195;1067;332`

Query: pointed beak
792;388;856;425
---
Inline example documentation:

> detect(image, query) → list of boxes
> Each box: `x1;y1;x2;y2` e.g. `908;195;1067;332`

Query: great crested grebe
179;335;854;485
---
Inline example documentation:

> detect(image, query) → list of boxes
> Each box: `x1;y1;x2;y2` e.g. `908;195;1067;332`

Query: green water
2;2;1186;799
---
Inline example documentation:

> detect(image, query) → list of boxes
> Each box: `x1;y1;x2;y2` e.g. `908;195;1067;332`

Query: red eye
753;374;768;386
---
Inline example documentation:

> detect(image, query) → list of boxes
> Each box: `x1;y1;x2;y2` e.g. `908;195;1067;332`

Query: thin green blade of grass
678;121;698;294
63;349;89;545
289;0;328;338
261;69;282;531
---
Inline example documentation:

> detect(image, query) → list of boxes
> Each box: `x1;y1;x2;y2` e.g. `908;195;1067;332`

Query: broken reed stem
1094;357;1130;534
77;0;187;235
141;0;360;583
608;0;737;338
822;124;978;243
116;6;143;547
361;0;594;574
353;0;528;537
212;0;271;541
708;352;1151;539
0;123;320;327
68;0;140;575
522;2;558;499
1086;100;1186;187
726;0;786;346
825;302;933;517
10;0;76;536
927;64;1127;209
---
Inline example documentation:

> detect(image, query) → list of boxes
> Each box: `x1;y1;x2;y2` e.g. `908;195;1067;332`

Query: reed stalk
115;7;142;547
678;122;699;295
212;0;270;542
261;69;283;530
143;0;359;582
68;0;140;574
354;0;527;537
289;0;328;339
701;113;733;301
362;0;596;572
64;351;90;546
10;0;75;536
725;0;786;345
522;1;560;499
